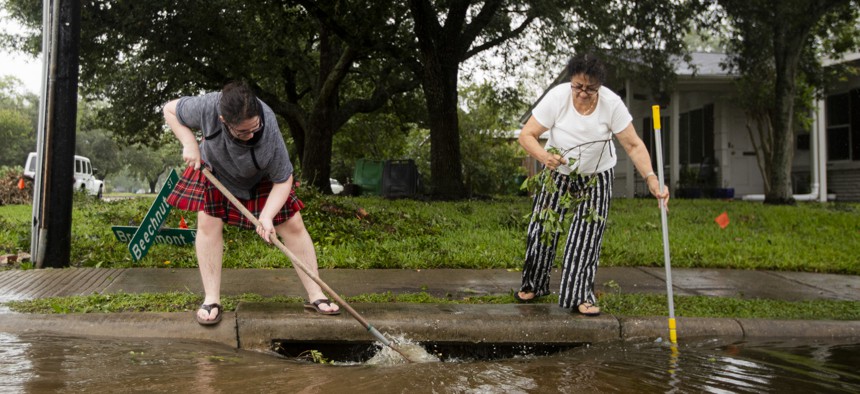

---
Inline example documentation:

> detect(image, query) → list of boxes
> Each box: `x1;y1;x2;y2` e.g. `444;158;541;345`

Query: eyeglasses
571;83;600;96
224;117;263;138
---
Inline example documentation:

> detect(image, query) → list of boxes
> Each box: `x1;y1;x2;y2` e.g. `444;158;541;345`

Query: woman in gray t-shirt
164;81;340;325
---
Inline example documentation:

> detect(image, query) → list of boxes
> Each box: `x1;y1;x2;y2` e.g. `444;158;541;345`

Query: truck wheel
97;186;103;200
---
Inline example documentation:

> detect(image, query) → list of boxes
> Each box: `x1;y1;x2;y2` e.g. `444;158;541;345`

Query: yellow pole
652;105;677;345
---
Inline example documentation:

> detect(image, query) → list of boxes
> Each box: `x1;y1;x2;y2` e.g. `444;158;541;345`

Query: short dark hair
219;81;260;124
565;53;606;84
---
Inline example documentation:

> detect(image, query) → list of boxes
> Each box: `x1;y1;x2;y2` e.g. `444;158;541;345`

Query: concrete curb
0;312;237;349
1;303;858;353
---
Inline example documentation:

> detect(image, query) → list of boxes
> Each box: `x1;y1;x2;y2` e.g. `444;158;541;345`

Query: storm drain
272;340;585;363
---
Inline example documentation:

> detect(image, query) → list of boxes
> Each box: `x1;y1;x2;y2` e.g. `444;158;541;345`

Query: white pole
652;105;677;344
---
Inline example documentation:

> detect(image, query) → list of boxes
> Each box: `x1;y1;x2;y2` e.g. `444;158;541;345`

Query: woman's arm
615;123;670;205
256;175;294;242
163;99;202;170
518;116;566;170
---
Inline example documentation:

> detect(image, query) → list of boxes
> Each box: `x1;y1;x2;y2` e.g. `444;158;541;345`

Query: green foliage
599;293;860;321
520;145;606;244
0;76;37;168
458;83;529;196
0;201;30;252
296;350;331;364
4;291;301;314
122;141;183;193
331;110;421;182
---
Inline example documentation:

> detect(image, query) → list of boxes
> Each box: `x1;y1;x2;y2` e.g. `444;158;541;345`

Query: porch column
814;98;828;202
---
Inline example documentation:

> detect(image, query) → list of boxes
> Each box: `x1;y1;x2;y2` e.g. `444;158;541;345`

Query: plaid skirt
166;166;304;230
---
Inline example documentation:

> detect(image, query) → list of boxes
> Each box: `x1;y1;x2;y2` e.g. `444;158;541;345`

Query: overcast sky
1;14;43;94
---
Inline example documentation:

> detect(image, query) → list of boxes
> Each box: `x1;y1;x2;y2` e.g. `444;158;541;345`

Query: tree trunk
301;117;335;194
765;5;807;205
422;66;465;200
421;56;466;200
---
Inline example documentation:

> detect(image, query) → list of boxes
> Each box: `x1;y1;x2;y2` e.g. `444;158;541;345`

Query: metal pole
652;105;677;345
31;0;60;266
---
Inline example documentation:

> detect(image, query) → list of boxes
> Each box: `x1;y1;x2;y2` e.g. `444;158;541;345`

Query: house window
678;104;715;167
826;89;860;161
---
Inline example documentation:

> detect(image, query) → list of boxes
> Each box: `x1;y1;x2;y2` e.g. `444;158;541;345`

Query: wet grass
6;291;860;321
1;195;858;273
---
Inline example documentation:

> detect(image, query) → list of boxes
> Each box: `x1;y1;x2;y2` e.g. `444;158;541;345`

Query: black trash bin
382;159;419;198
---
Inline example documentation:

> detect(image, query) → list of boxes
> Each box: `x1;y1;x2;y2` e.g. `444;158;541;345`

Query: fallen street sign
127;169;179;262
112;226;196;246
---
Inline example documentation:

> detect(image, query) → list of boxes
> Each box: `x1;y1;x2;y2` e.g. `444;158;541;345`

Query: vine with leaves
519;140;611;244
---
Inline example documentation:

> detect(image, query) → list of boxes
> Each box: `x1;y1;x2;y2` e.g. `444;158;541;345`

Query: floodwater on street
0;332;858;393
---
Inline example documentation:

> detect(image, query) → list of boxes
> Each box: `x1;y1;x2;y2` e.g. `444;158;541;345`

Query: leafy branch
520;140;611;244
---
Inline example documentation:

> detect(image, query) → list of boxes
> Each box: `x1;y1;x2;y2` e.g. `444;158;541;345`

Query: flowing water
1;332;858;393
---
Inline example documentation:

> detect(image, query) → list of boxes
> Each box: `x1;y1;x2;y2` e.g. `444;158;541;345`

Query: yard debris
1;168;32;205
1;252;31;266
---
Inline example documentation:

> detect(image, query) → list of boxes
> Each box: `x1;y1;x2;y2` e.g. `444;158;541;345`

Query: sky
1;14;43;94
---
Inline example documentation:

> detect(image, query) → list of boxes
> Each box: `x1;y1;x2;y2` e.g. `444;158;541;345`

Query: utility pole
30;0;81;268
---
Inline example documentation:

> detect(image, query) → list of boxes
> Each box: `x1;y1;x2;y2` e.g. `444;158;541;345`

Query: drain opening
273;340;585;363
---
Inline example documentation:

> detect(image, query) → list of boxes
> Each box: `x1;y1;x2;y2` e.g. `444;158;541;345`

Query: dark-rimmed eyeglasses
571;83;600;96
224;116;263;138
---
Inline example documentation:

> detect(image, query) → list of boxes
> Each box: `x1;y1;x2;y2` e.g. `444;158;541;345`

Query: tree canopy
5;0;707;199
300;0;706;198
0;76;37;168
4;0;420;193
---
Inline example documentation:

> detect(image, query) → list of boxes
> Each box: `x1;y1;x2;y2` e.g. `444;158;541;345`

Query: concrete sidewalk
1;267;858;352
2;267;858;301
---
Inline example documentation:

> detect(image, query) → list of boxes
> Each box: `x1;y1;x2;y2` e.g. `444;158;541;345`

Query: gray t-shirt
176;92;293;199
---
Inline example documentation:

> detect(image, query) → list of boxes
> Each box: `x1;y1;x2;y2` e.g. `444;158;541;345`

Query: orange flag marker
715;211;729;229
179;216;189;229
17;178;25;190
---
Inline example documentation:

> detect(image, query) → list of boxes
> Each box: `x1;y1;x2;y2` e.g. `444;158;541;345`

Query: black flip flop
304;299;341;315
196;303;223;326
513;291;537;303
575;302;601;316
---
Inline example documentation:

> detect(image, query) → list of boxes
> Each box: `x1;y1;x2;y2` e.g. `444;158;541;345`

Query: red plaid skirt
166;166;304;230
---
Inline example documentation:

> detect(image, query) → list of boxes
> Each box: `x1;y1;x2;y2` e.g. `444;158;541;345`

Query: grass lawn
1;195;858;273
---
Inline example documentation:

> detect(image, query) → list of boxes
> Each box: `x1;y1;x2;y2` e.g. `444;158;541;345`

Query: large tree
717;0;860;203
3;0;418;193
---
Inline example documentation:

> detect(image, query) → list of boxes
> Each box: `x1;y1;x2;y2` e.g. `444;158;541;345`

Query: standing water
1;332;858;393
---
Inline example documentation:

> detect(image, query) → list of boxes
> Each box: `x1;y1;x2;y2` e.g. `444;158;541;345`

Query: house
517;52;860;201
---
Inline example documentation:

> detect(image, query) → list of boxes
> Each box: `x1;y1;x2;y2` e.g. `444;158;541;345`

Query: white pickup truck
23;152;105;199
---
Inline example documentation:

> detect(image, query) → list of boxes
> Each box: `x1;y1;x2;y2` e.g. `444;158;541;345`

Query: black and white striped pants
519;168;613;309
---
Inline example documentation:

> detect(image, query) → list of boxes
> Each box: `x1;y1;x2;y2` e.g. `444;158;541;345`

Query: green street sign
127;169;180;262
112;226;196;246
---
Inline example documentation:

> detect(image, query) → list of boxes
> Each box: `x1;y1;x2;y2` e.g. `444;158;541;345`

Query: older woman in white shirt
515;54;669;316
